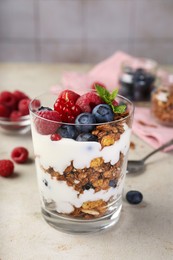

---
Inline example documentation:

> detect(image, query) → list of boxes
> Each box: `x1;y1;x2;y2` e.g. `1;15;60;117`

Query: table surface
0;63;173;260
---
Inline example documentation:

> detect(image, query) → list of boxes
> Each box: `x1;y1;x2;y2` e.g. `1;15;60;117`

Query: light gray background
0;0;173;64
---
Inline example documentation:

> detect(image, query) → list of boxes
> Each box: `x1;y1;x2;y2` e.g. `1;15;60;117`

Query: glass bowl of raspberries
0;90;31;134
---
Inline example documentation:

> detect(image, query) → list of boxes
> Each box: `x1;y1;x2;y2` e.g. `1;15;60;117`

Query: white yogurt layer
31;123;131;214
32;123;131;174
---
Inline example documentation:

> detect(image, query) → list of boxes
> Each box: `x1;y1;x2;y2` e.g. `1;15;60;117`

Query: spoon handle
142;139;173;162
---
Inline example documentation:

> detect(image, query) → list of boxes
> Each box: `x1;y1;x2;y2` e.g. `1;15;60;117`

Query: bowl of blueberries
119;58;158;101
0;90;31;134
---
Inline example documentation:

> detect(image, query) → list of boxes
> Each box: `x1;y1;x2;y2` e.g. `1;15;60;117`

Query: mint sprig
95;84;126;114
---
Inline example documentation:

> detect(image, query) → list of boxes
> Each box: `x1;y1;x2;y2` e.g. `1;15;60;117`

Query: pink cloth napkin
133;107;173;152
51;51;160;93
51;51;169;94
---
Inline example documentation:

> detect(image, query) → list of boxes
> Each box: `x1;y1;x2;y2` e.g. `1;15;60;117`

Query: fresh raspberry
112;100;119;106
0;104;10;118
0;91;17;110
76;92;102;112
0;160;14;177
31;99;41;111
35;110;61;135
11;147;29;164
91;82;106;90
50;133;62;141
59;89;80;103
10;110;22;121
18;98;31;116
13;90;29;102
54;97;81;123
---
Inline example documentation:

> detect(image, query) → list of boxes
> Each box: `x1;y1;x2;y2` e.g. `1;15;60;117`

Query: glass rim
29;91;135;126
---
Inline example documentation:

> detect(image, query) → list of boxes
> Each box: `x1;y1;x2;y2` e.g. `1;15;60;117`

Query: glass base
41;201;122;234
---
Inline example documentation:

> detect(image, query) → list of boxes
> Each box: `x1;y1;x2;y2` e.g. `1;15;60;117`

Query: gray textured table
0;64;173;260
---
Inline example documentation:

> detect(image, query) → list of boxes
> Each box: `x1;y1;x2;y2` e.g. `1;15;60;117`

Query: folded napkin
133;107;173;152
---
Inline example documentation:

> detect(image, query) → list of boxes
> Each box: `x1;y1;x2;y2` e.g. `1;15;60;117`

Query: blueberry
76;133;98;142
126;190;143;204
75;113;96;133
146;73;155;86
38;106;52;111
133;69;153;101
92;104;114;123
82;182;94;190
57;124;78;139
109;179;117;188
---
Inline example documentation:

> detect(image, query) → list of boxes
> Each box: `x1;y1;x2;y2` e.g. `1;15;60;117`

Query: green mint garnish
112;104;126;113
95;84;126;114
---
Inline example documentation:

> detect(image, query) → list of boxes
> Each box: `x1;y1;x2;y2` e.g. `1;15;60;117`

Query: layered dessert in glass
30;84;134;233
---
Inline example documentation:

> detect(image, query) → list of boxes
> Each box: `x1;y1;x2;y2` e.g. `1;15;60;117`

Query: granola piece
93;179;103;188
81;209;100;216
82;199;105;210
103;170;113;179
95;187;102;192
56;175;66;181
88;172;100;183
90;157;104;168
96;124;113;131
64;163;73;174
98;131;107;139
46;167;55;174
100;179;110;190
70;207;82;217
77;172;87;180
101;134;115;147
117;124;125;134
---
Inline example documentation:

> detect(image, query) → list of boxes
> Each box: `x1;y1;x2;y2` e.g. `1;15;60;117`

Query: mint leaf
95;84;125;114
110;89;118;102
112;104;126;113
95;84;111;103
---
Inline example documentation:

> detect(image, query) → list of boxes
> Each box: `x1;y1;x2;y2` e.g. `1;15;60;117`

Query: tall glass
30;88;134;234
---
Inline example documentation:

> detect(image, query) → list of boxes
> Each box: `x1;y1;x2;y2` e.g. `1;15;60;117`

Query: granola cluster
92;121;125;147
45;153;124;194
151;88;173;126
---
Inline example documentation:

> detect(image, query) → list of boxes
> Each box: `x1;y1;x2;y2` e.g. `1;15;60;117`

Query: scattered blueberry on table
126;190;143;204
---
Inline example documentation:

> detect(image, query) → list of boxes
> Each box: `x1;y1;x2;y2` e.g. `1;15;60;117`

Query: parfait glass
29;88;134;234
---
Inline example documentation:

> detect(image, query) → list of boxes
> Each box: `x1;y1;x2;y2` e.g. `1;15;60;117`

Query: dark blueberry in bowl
76;133;98;142
57;124;78;139
126;190;143;204
92;104;114;123
75;113;96;133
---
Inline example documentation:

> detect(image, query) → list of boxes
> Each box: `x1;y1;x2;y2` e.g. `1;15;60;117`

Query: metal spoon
127;138;173;174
